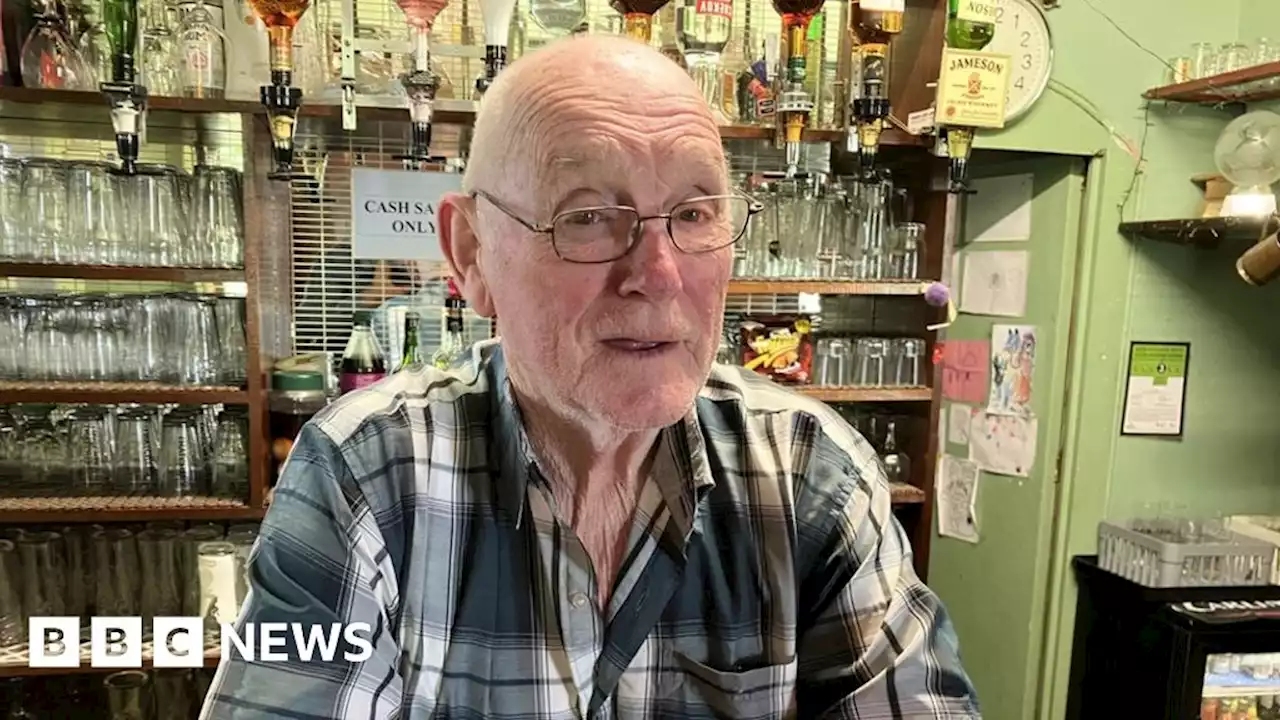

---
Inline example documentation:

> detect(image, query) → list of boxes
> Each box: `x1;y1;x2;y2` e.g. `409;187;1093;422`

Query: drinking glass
160;411;207;497
23;159;70;263
853;337;889;386
66;406;113;495
0;158;26;260
888;223;924;279
104;670;151;720
66;161;123;265
0;540;21;647
138;529;184;620
212;408;249;500
93;528;140;617
192;166;243;268
114;406;160;495
18;531;66;620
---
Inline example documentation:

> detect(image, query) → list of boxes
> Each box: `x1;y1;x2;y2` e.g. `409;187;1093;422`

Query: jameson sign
351;167;461;261
934;47;1011;129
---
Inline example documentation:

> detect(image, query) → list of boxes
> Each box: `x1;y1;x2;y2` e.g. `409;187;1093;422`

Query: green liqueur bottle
400;311;422;370
945;0;995;51
102;0;140;81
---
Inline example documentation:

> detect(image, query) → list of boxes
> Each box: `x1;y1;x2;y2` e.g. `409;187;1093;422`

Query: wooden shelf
0;655;221;677
0;262;243;283
1144;61;1280;104
890;483;927;505
0;635;220;677
0;381;248;405
798;386;933;402
717;124;926;146
0;496;261;523
0;87;477;126
0;88;928;146
1118;217;1279;248
728;279;931;296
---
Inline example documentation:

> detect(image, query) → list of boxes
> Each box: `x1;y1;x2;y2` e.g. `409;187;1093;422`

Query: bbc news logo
28;617;374;668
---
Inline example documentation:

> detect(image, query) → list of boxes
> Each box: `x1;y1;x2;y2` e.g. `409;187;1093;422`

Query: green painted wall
926;1;1280;718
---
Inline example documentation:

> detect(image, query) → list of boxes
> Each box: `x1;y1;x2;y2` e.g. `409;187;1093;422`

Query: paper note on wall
959;250;1029;317
949;404;974;445
969;412;1038;478
965;174;1033;242
941;340;989;404
988;324;1037;417
937;455;981;544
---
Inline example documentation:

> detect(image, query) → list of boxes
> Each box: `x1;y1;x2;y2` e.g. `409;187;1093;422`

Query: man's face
476;70;732;430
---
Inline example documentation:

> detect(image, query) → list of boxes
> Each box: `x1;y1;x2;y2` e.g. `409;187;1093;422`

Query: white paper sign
937;455;981;544
959;250;1029;317
968;412;1038;478
965;174;1033;242
949;404;974;446
351;167;461;261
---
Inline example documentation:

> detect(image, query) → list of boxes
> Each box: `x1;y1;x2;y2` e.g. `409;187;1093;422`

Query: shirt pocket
664;651;798;719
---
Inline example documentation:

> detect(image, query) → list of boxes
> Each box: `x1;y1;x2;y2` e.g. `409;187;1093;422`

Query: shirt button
570;592;589;609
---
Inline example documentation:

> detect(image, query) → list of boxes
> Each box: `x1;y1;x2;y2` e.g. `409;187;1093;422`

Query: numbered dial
986;0;1053;122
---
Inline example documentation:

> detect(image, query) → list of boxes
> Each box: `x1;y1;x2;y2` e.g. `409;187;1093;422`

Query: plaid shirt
201;340;979;719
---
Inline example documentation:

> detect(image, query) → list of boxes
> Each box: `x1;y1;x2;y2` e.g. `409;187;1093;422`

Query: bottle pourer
261;83;303;181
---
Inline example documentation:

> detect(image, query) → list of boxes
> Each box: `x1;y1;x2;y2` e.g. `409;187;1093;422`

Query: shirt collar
484;341;716;536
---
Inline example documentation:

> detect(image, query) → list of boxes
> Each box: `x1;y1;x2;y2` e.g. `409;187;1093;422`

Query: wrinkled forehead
507;90;729;208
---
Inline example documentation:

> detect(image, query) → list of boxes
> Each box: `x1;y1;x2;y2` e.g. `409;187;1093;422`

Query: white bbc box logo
90;617;143;668
27;617;81;668
152;617;206;668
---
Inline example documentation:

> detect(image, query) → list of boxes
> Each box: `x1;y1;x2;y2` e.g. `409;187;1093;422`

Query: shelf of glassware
1144;60;1280;104
0;496;263;524
0;382;249;406
0;262;244;283
727;279;933;296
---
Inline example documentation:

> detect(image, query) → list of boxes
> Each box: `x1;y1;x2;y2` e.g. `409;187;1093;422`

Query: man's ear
438;192;495;318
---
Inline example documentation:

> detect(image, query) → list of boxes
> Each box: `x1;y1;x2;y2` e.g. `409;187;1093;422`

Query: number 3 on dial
985;0;1054;123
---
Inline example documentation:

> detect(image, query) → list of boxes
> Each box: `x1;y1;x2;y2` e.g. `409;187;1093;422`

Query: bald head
462;35;723;200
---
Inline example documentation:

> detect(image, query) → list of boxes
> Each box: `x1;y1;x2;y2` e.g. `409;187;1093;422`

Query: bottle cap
447;278;460;297
353;310;374;325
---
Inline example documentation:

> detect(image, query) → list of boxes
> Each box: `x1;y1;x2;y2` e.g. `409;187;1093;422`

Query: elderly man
200;34;979;719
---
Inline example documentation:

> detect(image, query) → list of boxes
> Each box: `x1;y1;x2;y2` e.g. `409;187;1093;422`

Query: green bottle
945;0;995;51
400;311;422;370
102;0;140;82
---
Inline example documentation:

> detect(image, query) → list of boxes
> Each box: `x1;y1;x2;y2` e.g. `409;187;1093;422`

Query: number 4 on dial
985;0;1054;123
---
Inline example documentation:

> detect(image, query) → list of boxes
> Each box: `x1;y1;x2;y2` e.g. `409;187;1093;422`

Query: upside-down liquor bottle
611;0;671;44
847;0;902;179
396;0;450;161
247;0;311;177
938;0;997;192
676;0;731;122
770;0;825;176
475;0;517;98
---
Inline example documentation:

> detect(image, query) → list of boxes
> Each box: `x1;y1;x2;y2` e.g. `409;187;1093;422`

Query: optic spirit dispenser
395;0;451;165
247;0;312;179
846;0;902;180
101;0;146;175
935;0;1006;193
611;0;672;43
770;0;825;177
476;0;517;98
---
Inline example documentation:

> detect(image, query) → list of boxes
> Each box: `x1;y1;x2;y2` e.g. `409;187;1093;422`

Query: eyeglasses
472;190;764;264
